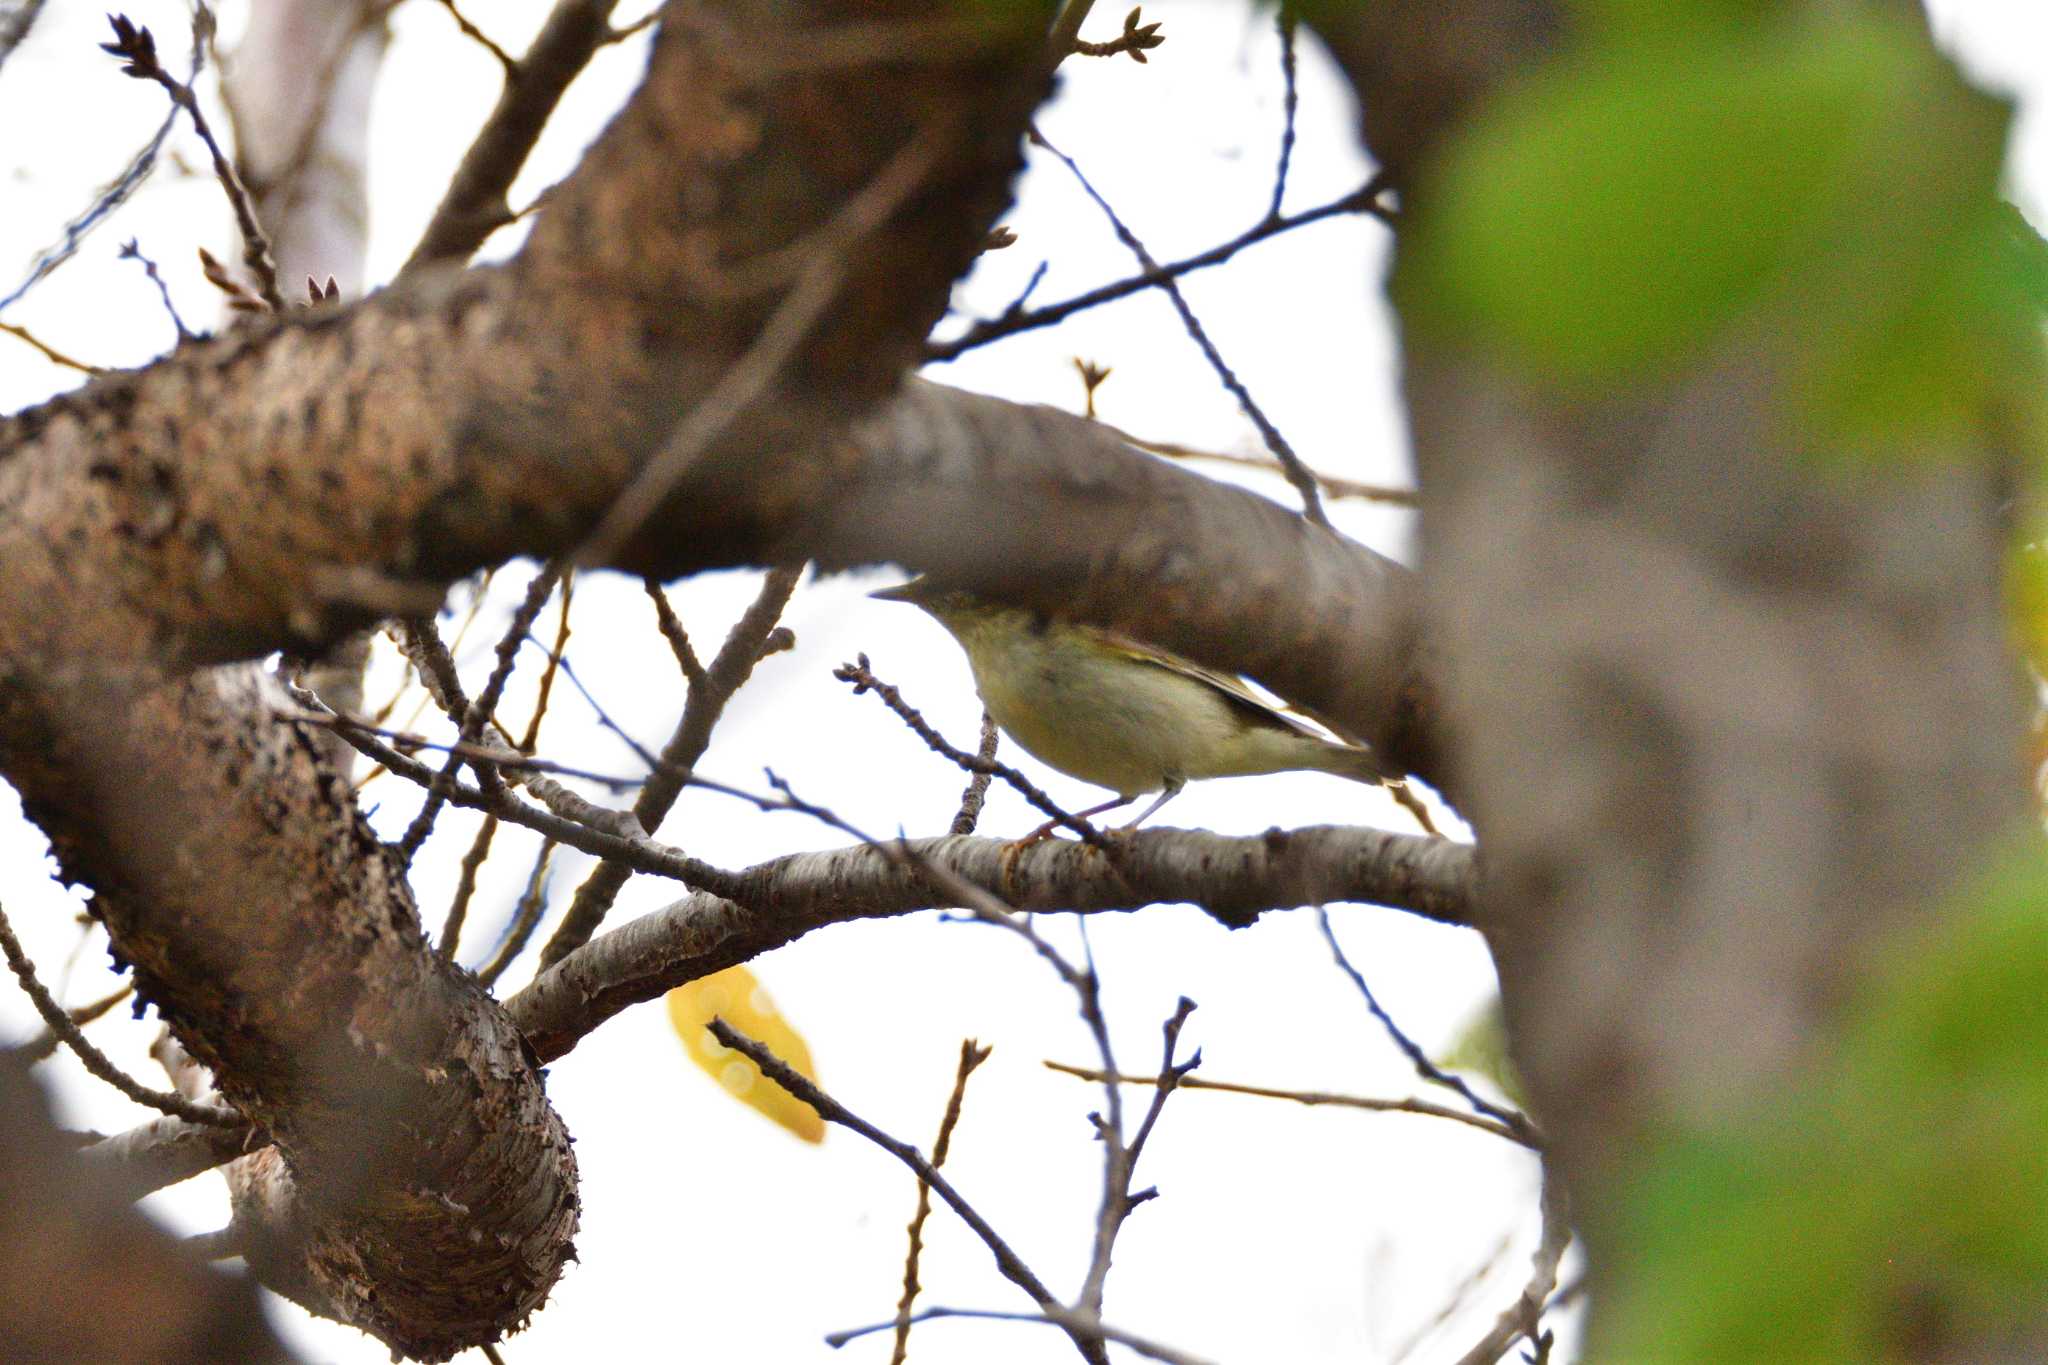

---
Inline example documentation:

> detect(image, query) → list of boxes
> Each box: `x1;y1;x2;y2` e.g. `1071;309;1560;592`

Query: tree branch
508;824;1473;1062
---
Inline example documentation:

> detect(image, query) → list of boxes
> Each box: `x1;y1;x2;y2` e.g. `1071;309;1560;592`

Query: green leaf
1400;11;2024;448
1605;848;2048;1360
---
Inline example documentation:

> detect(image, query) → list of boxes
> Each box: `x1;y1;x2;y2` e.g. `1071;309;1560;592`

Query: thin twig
101;11;286;312
1451;1170;1571;1365
643;578;708;689
0;321;105;374
540;567;801;968
1030;126;1329;526
1266;8;1299;222
709;1020;1081;1347
546;651;661;772
433;0;517;75
1105;421;1419;506
118;239;193;341
950;711;1000;835
288;686;748;898
926;178;1390;363
1316;909;1539;1143
1042;1062;1536;1148
438;571;571;959
1070;6;1162;62
831;1306;1215;1365
835;655;1112;851
400;0;623;276
892;1039;993;1364
280;711;639;790
476;839;558;988
397;562;563;862
18;981;135;1065
0;903;240;1127
1079;996;1198;1323
0;7;198;314
603;12;658;44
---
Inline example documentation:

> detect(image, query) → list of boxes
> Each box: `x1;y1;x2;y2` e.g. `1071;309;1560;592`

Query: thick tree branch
0;1;1054;1355
509;824;1473;1062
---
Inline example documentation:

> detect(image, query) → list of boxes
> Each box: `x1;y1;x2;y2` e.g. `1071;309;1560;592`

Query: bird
872;577;1393;831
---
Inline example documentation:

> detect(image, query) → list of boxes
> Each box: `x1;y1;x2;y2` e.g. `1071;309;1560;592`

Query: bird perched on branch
872;577;1393;830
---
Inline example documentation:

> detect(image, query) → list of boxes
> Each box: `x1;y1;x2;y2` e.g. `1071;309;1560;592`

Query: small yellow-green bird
872;577;1393;829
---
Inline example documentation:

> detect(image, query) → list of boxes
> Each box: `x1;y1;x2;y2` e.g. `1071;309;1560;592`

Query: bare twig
1451;1172;1571;1365
1031;126;1328;526
0;903;240;1127
642;578;708;689
292;690;749;899
1043;1061;1536;1148
401;0;623;275
396;561;563;862
18;981;134;1064
433;0;517;75
476;838;558;988
602;12;658;45
1266;8;1299;221
835;655;1112;850
118;239;193;341
0;321;105;375
1079;997;1198;1322
949;711;1000;835
279;710;638;790
926;178;1390;363
831;1305;1215;1365
447;575;574;967
1317;909;1539;1143
102;11;285;312
892;1039;993;1364
0;7;199;313
1104;421;1419;506
1070;6;1162;62
540;566;801;968
708;1020;1081;1350
546;651;661;771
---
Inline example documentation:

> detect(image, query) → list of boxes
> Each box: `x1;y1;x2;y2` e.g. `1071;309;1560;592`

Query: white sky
0;2;2038;1361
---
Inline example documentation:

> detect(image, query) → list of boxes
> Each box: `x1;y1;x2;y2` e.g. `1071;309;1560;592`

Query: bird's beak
869;578;925;603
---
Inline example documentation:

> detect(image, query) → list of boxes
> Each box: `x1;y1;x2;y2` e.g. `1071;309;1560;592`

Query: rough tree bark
6;0;2018;1357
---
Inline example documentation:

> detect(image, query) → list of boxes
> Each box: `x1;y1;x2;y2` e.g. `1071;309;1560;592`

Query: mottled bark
0;1;1054;1355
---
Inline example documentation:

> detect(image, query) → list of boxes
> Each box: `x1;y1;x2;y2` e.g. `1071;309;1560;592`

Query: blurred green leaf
1400;10;2037;459
1605;848;2048;1360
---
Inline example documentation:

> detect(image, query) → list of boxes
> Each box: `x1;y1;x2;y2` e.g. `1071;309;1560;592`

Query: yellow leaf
666;964;825;1143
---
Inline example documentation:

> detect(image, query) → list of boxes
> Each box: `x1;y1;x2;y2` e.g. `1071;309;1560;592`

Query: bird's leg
1120;776;1185;832
1013;793;1136;849
1000;794;1134;892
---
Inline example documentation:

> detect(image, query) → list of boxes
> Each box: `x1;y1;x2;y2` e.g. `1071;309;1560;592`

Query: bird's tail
1310;739;1397;786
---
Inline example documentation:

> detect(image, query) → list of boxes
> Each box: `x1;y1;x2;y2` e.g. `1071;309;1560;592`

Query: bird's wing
1093;627;1334;741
